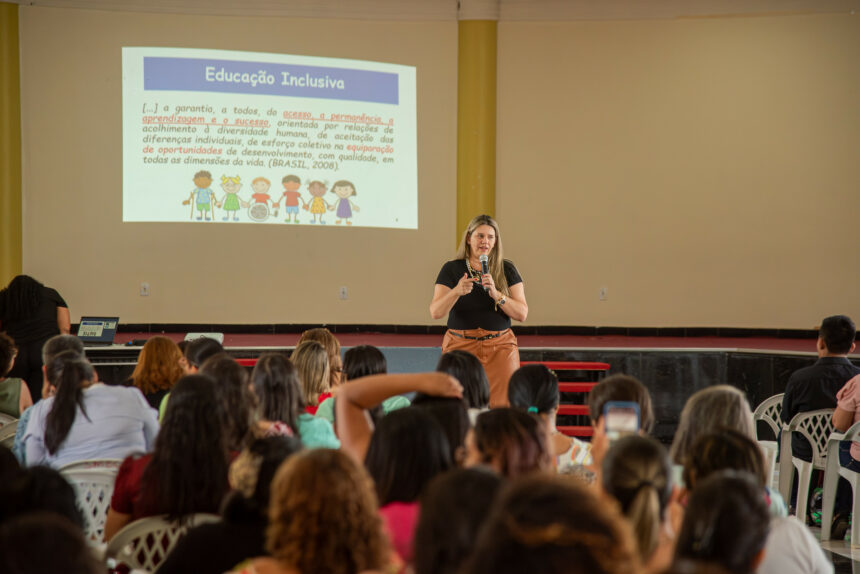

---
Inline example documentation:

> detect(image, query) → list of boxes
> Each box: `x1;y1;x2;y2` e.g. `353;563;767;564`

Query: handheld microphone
479;254;490;292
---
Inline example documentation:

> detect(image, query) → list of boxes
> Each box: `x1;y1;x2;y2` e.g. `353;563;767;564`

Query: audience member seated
413;467;503;574
158;336;224;419
674;471;770;574
0;274;71;403
411;393;470;466
22;351;158;468
462;474;640;574
600;435;674;574
783;315;859;525
0;464;85;528
0;513;101;574
509;363;592;470
587;374;655;474
231;449;391;574
104;374;230;541
669;385;757;484
129;335;185;409
290;340;331;415
464;408;553;478
0;333;32;417
682;429;832;574
436;349;490;422
157;436;303;574
249;353;339;449
297;327;343;391
200;353;256;451
316;345;410;425
12;334;84;463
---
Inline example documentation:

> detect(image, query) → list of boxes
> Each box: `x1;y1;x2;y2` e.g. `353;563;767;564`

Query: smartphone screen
603;401;640;443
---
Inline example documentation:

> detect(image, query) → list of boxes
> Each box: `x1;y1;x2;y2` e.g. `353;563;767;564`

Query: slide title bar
144;57;399;105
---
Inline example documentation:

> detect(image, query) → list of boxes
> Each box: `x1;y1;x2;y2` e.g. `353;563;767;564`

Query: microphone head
479;254;488;263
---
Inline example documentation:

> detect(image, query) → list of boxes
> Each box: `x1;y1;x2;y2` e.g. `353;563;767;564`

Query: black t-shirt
0;286;67;344
435;259;522;331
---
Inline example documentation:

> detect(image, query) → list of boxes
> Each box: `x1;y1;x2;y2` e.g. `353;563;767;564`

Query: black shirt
0;286;67;344
435;259;522;331
781;356;860;461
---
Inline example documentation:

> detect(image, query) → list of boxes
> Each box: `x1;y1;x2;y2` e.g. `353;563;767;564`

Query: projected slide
122;47;416;228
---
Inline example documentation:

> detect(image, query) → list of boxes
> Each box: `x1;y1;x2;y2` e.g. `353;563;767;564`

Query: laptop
76;317;119;347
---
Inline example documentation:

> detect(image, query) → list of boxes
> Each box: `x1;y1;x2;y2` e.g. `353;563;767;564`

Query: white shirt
758;516;833;574
23;383;159;468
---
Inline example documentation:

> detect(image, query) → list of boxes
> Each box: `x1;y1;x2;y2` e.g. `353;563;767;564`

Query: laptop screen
77;317;119;345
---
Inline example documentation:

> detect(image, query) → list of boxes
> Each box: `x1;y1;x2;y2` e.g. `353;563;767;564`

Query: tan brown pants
442;328;520;408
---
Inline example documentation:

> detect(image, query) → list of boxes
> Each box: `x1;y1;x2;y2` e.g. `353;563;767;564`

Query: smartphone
603;401;640;443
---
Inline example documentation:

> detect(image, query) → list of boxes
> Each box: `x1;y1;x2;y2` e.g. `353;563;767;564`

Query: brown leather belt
449;329;508;342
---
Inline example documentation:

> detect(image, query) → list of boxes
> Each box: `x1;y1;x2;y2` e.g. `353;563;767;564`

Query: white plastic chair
59;458;123;472
753;393;783;491
60;466;120;542
821;420;860;545
104;513;219;572
778;408;834;519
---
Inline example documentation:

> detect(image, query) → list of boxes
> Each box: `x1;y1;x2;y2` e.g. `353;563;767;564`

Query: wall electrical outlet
140;282;150;297
599;287;608;301
339;286;348;300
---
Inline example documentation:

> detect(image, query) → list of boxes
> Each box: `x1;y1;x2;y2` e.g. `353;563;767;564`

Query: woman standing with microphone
430;215;528;407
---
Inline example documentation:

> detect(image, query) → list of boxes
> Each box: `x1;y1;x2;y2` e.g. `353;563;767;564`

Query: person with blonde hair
297;328;342;390
290;340;331;415
231;449;391;574
430;214;528;407
129;336;184;409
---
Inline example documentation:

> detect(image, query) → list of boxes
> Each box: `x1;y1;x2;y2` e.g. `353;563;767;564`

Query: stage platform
87;330;859;444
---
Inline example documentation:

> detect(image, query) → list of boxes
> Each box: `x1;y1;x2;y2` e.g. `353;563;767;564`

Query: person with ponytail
600;435;674;574
21;351;158;468
508;364;593;471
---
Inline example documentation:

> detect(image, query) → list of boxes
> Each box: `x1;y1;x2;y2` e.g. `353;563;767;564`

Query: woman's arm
18;382;33;415
103;508;132;542
336;372;462;463
429;274;474;320
481;277;528;323
56;307;71;334
833;406;854;432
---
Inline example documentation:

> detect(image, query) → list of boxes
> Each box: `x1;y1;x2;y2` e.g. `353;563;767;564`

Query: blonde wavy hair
290;340;330;407
455;214;510;296
131;336;184;395
266;449;389;574
298;328;342;388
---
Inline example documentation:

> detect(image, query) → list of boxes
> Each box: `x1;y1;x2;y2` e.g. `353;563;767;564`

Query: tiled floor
821;538;860;573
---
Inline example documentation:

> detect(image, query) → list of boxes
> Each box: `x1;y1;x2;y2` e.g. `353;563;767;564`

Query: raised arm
335;372;462;463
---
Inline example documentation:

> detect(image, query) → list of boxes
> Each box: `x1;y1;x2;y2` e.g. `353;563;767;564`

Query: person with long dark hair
249;353;339;449
21;351;158;468
0;275;70;402
200;353;256;452
104;374;230;541
436;349;490;422
156;336;224;420
430;215;528;407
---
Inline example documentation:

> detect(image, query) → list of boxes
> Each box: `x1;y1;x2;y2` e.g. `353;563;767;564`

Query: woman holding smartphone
430;215;528;407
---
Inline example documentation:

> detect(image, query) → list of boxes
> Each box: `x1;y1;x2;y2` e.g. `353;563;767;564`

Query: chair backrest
105;513;220;572
0;412;16;426
59;458;123;472
753;393;784;441
786;409;835;468
0;419;18;447
60;467;120;542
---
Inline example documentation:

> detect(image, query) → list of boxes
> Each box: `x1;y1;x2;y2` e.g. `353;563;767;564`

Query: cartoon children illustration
247;177;274;222
274;174;306;223
217;175;246;222
304;180;332;224
182;170;216;221
329;180;360;225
